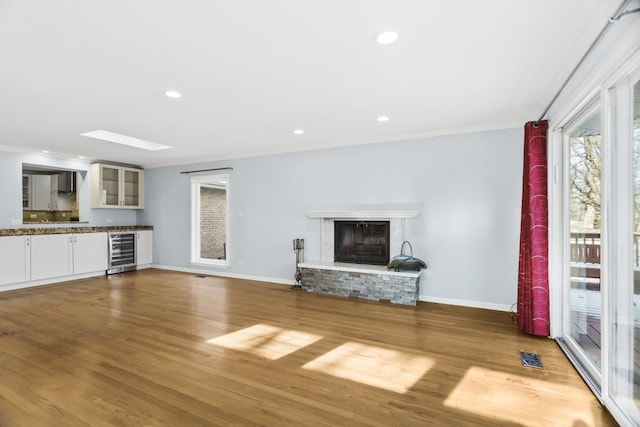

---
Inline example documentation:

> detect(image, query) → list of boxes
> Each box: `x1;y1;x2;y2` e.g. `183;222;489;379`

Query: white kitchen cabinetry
31;234;73;280
136;230;153;266
31;174;52;211
30;232;108;281
73;232;108;274
0;236;31;285
90;163;144;209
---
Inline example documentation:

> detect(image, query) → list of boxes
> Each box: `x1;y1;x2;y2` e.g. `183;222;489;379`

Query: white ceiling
0;0;621;168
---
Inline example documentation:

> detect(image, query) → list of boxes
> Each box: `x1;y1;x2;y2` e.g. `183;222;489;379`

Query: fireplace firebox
334;221;390;265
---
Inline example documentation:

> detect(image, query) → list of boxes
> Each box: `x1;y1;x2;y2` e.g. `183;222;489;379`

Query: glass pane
610;76;640;424
102;166;120;206
568;108;602;372
22;175;29;208
199;181;227;261
633;79;640;408
123;170;139;207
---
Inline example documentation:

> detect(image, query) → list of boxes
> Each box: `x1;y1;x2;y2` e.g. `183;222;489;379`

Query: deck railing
570;232;640;267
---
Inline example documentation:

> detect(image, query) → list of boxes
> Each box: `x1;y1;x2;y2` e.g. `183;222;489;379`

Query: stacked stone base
299;265;420;306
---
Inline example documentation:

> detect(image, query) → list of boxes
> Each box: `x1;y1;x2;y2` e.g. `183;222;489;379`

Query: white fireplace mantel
305;210;420;219
305;207;421;263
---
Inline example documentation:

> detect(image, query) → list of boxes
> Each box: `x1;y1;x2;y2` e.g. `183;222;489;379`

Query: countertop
0;225;153;236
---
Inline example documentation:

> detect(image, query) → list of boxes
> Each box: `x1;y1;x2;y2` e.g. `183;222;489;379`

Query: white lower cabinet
30;234;73;280
30;232;108;281
74;232;108;274
0;230;146;289
136;230;152;266
0;236;31;285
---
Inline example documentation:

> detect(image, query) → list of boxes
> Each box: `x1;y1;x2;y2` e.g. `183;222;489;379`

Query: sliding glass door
558;60;640;425
632;76;640;418
608;69;640;422
564;104;603;387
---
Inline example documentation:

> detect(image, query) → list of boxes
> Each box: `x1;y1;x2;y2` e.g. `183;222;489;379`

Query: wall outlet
10;219;20;225
106;218;113;224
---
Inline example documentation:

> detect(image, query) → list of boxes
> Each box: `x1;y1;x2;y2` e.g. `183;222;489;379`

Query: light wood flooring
0;269;616;426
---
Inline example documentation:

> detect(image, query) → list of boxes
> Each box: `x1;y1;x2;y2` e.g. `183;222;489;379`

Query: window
190;174;229;266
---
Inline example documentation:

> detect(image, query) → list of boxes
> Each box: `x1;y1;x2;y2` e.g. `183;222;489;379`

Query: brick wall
200;187;226;259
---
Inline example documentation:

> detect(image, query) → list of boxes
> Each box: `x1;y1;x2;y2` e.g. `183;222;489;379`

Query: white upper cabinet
91;163;144;209
31;175;51;211
22;175;31;209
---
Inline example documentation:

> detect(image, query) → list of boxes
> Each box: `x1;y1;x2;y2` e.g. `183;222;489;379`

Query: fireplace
334;221;390;265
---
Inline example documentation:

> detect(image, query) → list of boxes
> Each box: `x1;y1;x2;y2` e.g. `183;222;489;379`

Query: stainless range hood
54;171;75;194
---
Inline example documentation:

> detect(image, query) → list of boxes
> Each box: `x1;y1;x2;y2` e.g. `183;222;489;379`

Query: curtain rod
536;0;635;122
180;167;233;175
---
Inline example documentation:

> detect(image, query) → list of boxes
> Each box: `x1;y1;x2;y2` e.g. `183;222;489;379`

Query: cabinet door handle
25;238;29;278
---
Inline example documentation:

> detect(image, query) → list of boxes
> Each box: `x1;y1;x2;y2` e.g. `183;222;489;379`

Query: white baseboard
151;264;295;286
418;295;514;312
0;270;106;293
152;264;513;312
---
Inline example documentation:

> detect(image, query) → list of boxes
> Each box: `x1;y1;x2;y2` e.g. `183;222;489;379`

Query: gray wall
139;127;524;308
0;150;137;227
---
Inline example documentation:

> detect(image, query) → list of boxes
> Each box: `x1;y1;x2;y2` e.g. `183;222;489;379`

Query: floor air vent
194;275;209;279
520;351;543;369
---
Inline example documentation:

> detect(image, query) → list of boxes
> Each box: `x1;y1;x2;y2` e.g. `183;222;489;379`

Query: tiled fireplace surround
299;209;423;306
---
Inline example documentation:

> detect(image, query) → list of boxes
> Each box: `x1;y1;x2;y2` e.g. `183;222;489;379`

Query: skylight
80;130;172;151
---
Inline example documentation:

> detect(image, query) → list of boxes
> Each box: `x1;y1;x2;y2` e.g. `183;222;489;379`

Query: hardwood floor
0;269;616;426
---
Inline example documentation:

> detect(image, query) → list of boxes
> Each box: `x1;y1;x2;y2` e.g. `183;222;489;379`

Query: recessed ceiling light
78;156;86;159
293;129;304;135
375;31;399;45
377;116;390;122
41;150;50;154
81;130;172;151
164;90;182;98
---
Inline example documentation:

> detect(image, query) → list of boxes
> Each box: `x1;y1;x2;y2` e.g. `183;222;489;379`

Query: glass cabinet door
22;174;31;209
122;167;143;208
101;165;121;207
